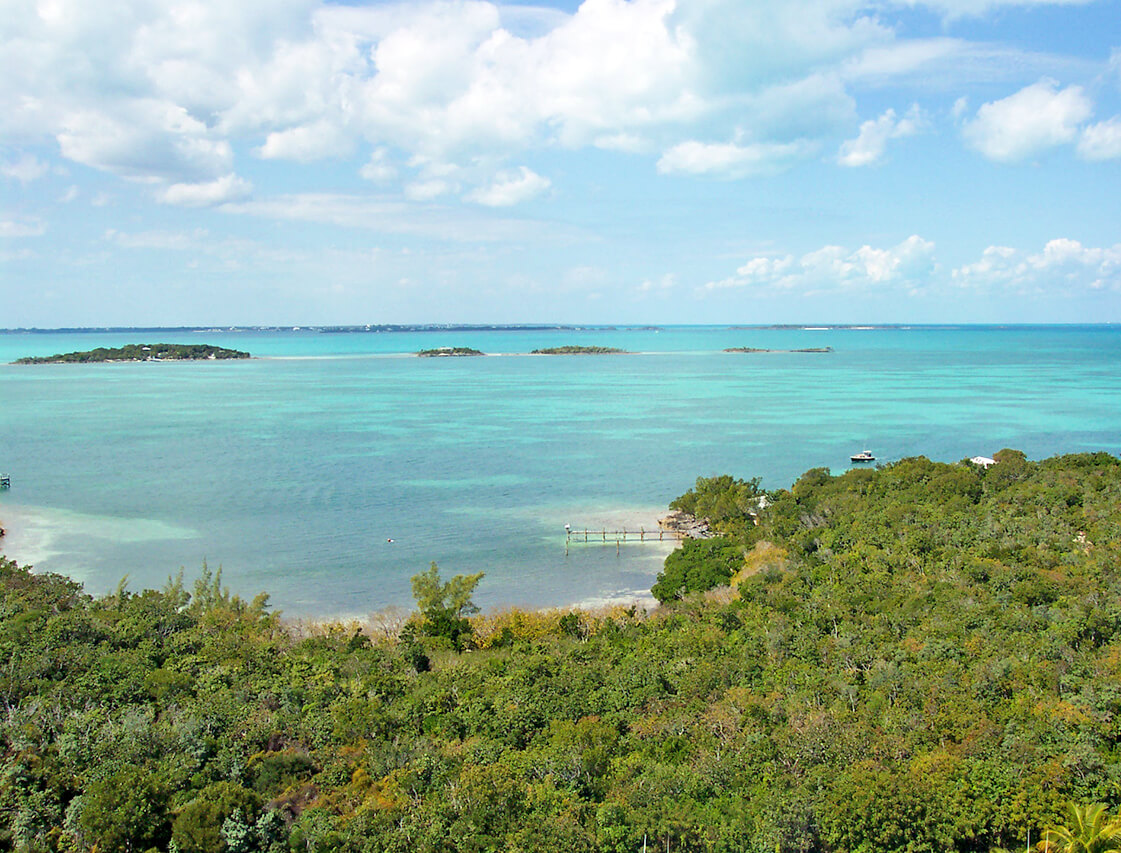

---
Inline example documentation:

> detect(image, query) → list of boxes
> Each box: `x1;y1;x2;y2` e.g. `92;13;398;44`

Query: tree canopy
2;450;1120;852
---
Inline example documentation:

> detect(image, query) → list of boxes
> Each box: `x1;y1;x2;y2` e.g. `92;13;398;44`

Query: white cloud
909;0;1095;19
0;217;47;238
105;228;208;250
954;238;1121;292
837;105;925;166
1;154;51;183
707;235;936;291
404;178;455;201
222;192;587;243
657;139;817;178
56;103;234;183
963;79;1092;162
2;0;1111;200
0;0;909;188
257;120;355;162
637;273;677;293
359;148;397;183
465;166;550;206
158;173;252;207
1078;117;1121;161
59;185;79;203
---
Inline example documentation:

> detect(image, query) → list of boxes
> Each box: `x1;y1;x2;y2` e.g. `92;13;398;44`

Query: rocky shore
657;510;712;539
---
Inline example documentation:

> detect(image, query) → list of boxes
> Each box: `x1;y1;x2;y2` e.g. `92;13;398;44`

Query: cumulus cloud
56;103;234;183
707;235;937;291
257;120;355;162
1;154;51;183
963;79;1092;162
466;166;550;206
359;148;397;183
657;139;817;178
0;217;47;238
1078;118;1121;161
158;174;252;207
837;105;925;166
2;0;1112;199
954;238;1121;291
0;0;917;189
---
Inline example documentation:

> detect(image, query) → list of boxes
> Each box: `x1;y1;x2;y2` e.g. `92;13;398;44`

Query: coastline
0;498;678;623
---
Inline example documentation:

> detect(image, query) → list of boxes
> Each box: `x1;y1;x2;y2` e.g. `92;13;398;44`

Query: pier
564;526;685;555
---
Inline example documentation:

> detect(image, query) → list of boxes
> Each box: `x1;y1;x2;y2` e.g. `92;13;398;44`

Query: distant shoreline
3;323;1118;334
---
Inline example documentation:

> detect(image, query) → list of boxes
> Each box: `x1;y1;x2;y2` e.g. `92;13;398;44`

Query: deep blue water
1;325;1118;617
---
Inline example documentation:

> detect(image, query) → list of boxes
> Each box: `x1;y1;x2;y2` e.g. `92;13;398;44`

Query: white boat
850;450;875;462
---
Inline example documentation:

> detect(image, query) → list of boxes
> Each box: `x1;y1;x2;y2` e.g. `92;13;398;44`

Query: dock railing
564;526;685;555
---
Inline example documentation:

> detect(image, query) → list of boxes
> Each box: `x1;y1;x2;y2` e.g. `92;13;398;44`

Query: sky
1;0;1120;326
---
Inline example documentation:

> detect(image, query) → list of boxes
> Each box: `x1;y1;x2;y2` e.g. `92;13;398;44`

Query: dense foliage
415;348;484;357
14;344;250;363
2;450;1120;852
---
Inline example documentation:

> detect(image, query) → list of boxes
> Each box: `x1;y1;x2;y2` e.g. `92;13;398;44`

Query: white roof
970;456;997;467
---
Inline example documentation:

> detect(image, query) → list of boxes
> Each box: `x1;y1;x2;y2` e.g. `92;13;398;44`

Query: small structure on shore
970;456;997;468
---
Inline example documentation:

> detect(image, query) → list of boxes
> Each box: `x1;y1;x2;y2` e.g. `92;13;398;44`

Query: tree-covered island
415;347;485;357
531;345;628;354
14;343;251;364
2;449;1120;851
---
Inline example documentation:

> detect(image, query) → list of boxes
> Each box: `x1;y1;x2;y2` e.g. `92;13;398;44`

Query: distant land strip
724;346;834;353
531;346;628;355
14;344;251;364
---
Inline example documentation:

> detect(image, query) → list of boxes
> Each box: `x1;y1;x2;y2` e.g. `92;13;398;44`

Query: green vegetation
415;347;485;357
2;450;1121;852
1042;803;1121;853
14;343;250;363
530;345;627;354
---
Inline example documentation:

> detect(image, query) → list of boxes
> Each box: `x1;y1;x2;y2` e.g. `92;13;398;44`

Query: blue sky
2;0;1119;326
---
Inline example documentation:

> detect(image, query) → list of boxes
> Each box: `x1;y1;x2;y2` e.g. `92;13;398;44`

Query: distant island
724;346;833;353
14;343;251;364
416;347;485;357
531;345;627;355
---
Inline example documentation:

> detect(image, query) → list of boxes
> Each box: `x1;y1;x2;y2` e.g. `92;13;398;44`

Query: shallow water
0;325;1118;617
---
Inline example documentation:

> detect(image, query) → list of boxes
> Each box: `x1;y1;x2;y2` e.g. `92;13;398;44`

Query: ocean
1;325;1118;618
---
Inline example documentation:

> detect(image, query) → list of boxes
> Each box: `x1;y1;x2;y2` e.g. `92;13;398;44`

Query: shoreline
0;499;679;623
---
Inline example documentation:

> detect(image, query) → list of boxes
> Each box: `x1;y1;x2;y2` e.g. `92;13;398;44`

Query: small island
531;345;627;355
416;347;485;357
724;346;833;353
14;343;251;364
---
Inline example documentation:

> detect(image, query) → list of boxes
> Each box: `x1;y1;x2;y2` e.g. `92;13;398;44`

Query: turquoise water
1;325;1119;617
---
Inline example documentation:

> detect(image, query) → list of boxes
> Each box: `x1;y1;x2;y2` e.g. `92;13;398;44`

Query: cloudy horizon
2;0;1120;326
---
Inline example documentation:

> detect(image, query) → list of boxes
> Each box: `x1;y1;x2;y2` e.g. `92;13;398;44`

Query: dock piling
563;525;686;550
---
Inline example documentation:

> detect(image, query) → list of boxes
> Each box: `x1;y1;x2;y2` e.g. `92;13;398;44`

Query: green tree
171;782;263;853
651;538;743;603
1041;804;1121;853
410;562;484;650
77;767;170;853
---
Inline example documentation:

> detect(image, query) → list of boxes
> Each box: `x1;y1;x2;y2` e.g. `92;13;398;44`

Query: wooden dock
564;526;684;555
